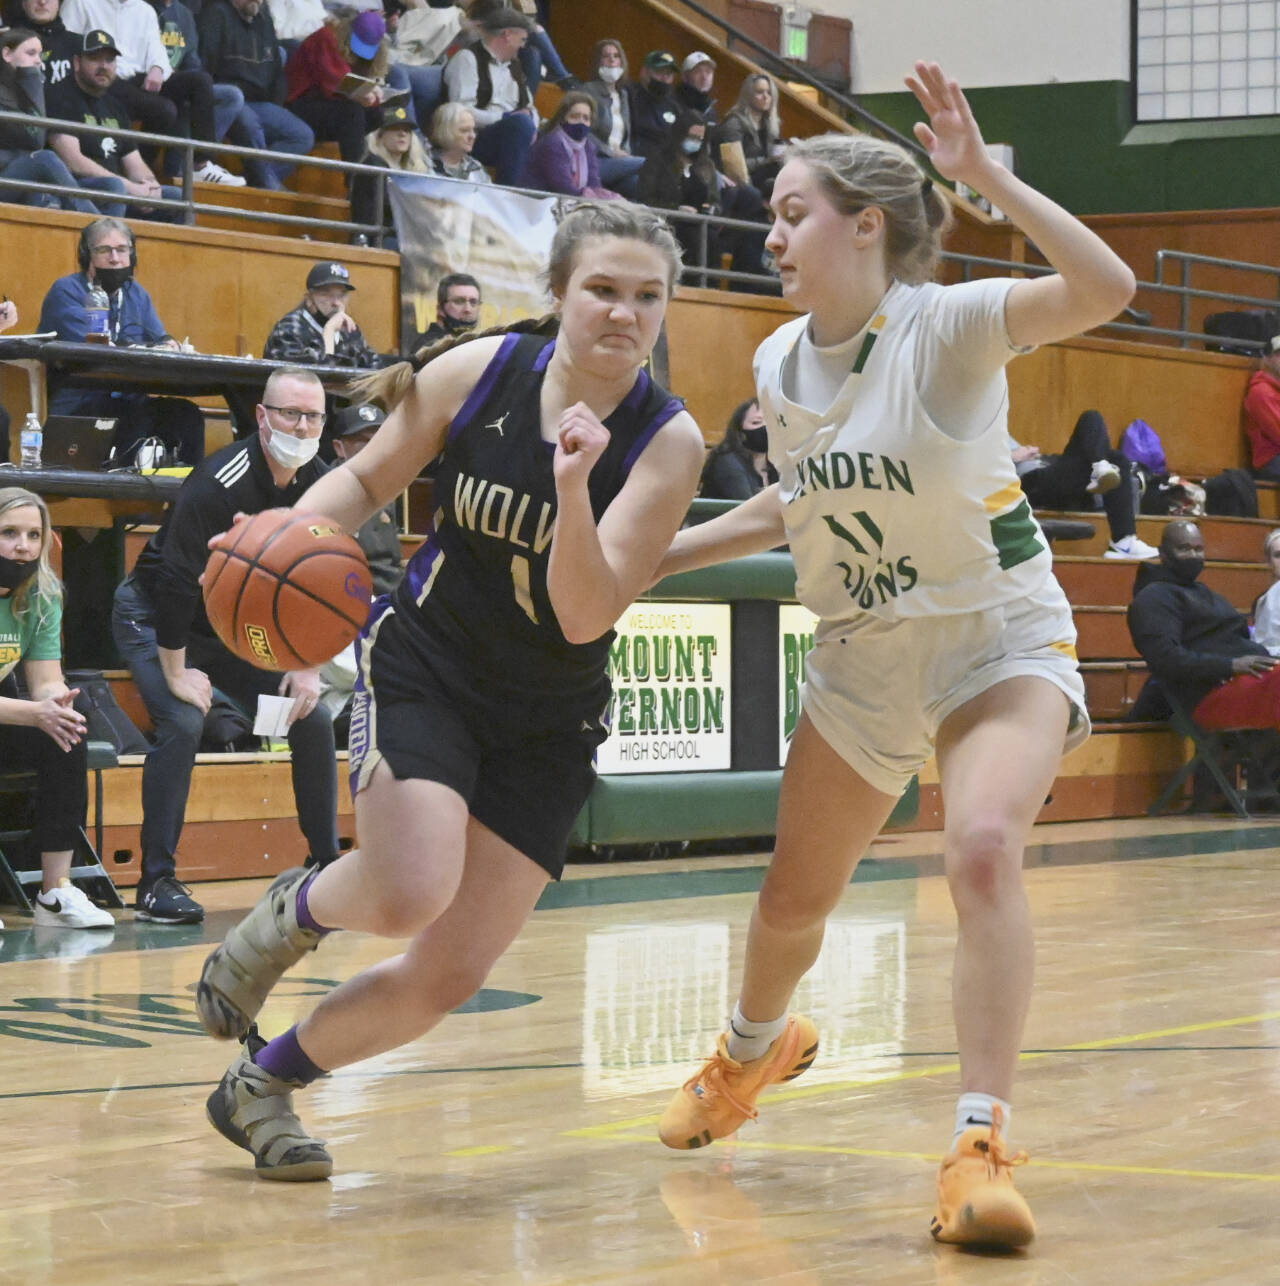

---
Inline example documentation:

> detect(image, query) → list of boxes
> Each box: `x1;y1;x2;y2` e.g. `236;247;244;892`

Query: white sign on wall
599;602;732;774
778;603;819;766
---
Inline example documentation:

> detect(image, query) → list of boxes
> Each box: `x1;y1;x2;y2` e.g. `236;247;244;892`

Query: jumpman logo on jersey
485;412;511;436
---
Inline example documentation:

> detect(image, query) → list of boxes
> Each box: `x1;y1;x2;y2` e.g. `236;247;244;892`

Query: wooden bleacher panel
289;142;349;202
1052;555;1269;610
196;182;354;245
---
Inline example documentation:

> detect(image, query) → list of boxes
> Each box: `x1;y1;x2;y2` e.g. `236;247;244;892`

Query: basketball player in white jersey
654;62;1136;1250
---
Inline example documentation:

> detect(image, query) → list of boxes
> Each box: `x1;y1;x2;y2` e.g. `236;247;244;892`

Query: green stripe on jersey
989;498;1044;570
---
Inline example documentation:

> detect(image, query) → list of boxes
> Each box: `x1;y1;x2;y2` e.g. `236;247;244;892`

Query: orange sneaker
657;1016;819;1150
930;1106;1035;1249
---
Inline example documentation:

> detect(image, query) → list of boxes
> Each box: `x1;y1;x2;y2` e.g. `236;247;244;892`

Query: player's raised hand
553;402;610;488
904;61;989;186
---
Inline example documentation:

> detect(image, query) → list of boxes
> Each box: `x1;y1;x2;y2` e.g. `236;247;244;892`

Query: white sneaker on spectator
1087;460;1122;495
1105;534;1160;560
33;879;115;929
194;160;247;186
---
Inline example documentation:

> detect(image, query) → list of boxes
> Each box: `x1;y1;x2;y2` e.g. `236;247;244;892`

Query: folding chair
1148;689;1280;819
0;740;125;913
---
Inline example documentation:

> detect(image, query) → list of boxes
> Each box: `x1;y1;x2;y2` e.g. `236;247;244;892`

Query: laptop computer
40;416;118;471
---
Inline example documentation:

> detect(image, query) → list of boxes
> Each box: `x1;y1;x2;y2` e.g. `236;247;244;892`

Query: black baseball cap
80;30;122;56
333;402;386;438
644;50;677;72
306;261;355;290
379;105;413;131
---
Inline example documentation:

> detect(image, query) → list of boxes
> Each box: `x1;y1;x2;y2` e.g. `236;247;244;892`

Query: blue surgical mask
681;138;702;155
563;121;591;142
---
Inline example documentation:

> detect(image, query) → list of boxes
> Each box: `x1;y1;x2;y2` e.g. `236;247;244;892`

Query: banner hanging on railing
388;176;558;353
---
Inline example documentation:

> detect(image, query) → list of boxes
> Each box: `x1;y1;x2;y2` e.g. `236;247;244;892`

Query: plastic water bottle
20;411;42;469
84;283;111;343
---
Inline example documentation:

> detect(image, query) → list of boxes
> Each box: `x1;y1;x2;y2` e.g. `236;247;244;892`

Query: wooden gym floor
1;816;1276;1284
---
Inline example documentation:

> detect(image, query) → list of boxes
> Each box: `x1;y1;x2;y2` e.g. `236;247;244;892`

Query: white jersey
755;278;1056;634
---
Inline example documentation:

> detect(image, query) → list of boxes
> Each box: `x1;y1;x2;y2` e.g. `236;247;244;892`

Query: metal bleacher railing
2;108;1275;352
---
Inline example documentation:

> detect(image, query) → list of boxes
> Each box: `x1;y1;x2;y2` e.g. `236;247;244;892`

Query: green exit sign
786;27;808;59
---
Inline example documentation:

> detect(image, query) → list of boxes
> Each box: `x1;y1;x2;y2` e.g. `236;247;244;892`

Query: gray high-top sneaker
196;867;322;1040
206;1027;333;1182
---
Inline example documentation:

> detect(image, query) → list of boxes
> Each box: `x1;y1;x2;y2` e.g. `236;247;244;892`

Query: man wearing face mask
627;49;679;159
110;366;342;925
407;272;481;353
1127;520;1280;736
264;260;384;370
38;215;206;464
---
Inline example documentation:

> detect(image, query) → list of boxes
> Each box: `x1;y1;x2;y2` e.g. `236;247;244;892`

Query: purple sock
253;1025;327;1085
295;870;334;935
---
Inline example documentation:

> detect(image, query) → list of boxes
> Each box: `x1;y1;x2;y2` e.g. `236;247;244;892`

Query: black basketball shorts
348;607;606;879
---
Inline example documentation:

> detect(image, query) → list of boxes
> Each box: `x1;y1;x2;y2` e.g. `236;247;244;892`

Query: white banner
388;174;559;347
778;603;819;766
599;602;732;774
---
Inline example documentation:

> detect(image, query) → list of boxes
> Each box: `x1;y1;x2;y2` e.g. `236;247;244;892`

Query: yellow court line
571;1134;1279;1184
569;1009;1280;1141
444;1145;511;1157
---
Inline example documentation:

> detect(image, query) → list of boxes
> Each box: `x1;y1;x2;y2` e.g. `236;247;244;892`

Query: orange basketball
203;509;373;671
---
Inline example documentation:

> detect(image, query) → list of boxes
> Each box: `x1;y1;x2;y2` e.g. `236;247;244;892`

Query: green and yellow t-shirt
0;589;62;684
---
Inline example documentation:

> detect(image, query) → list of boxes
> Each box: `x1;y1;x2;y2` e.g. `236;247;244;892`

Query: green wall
854;81;1280;215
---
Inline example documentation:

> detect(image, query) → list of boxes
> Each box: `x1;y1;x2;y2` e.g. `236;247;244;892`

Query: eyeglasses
263;405;326;428
91;244;131;259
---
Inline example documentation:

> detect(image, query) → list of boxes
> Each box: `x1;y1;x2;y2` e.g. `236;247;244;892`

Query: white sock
953;1092;1012;1146
725;1003;787;1063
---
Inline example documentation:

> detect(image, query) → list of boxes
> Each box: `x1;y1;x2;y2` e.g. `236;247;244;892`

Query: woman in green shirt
0;487;112;930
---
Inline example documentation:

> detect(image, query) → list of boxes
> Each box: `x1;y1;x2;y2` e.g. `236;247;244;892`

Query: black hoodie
1127;559;1268;709
0;6;78;87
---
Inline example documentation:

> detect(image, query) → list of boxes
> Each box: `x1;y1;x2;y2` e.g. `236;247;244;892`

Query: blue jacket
38;272;170;414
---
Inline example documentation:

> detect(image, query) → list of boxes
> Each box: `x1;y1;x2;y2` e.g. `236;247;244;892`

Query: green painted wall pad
854;81;1280;214
571;772;919;847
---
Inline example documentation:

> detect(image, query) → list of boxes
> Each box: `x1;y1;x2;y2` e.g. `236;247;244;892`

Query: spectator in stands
700;398;777;500
627;48;678;159
62;0;246;183
148;0;251;174
383;0;458;127
581;36;643;198
350;104;431;249
38;215;207;463
1012;410;1158;560
1242;335;1280;481
197;0;316;192
408;271;480;350
0;487;116;932
111;367;342;924
1251;528;1280;656
443;5;535;186
428;99;488;182
464;0;573;95
675;50;718;127
0;26;128;211
636;109;718;274
264;260;385;368
45;29;185;220
1128;520;1280;737
4;0;79;89
316;401;404;730
521;91;616;199
717;72;784;196
286;9;391;167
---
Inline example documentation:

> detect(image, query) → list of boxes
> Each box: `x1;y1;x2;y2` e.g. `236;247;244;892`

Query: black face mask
441;313;477;335
1167;556;1204;586
742;426;768;453
93;264;133;292
0;553;39;591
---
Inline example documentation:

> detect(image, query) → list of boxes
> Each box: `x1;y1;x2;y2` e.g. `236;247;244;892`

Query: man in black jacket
197;0;314;190
1127;520;1279;728
627;50;679;159
110;366;342;924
